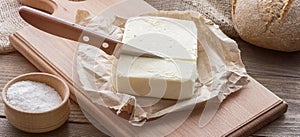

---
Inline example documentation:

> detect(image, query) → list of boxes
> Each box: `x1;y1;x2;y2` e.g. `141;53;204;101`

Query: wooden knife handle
19;6;119;55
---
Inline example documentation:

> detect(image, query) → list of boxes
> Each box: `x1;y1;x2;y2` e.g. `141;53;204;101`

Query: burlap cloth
0;0;27;53
0;0;237;54
145;0;237;37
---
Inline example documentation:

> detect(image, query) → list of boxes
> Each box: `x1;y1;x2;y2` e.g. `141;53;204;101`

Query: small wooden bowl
2;72;70;133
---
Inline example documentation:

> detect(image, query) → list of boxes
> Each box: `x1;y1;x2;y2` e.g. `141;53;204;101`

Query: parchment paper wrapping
75;10;248;126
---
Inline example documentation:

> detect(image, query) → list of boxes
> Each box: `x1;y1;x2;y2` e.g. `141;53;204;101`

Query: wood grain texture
0;0;297;135
236;39;300;136
7;21;288;136
0;52;38;116
0;53;89;124
10;22;289;136
1;39;298;136
68;100;90;123
6;0;291;133
0;118;105;136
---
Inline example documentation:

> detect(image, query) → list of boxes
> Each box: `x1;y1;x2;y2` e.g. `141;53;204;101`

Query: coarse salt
6;80;62;113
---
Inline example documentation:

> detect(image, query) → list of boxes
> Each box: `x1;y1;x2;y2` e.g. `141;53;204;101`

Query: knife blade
19;6;163;59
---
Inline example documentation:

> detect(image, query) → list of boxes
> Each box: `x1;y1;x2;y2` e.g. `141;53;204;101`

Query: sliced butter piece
114;16;198;100
115;55;197;100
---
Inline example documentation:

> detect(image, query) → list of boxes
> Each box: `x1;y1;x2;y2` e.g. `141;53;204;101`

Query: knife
19;6;163;58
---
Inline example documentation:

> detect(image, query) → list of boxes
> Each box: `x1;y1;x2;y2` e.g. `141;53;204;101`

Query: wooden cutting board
10;0;287;136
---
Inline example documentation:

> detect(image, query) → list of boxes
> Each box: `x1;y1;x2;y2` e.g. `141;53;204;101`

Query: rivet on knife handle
78;29;119;55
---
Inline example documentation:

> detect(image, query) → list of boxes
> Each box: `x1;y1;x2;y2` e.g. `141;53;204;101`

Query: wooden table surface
0;38;299;136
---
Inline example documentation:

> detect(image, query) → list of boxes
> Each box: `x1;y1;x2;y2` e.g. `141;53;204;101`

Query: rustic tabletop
0;38;299;136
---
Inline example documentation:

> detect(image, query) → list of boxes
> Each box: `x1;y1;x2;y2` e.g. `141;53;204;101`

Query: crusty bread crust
232;0;300;52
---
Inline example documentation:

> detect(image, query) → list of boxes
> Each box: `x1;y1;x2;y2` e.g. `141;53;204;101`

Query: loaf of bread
232;0;300;52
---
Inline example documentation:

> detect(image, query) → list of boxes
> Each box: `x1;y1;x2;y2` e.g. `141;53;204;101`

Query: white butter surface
115;16;198;100
123;16;198;61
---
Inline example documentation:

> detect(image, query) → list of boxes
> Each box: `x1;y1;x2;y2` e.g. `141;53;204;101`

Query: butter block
122;16;198;61
115;55;197;100
114;16;198;100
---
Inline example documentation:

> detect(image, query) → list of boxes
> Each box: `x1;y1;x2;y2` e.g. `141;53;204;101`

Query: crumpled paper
74;10;249;126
